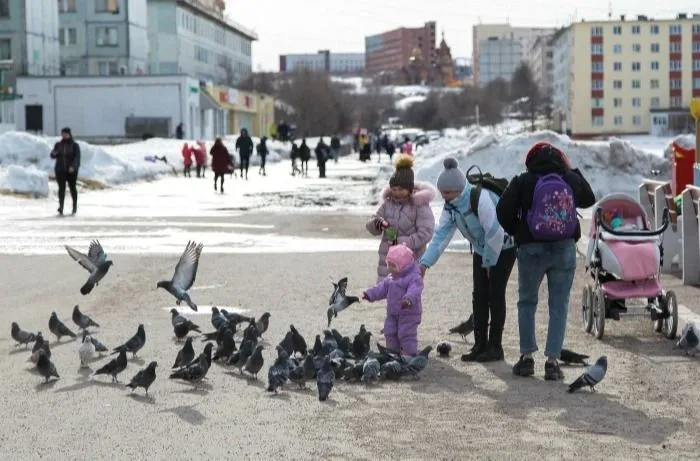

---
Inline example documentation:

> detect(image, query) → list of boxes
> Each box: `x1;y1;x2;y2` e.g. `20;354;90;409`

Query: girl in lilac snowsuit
362;244;424;356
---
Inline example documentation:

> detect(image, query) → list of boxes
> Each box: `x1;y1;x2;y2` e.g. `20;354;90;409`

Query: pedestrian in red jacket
181;143;193;177
192;145;205;177
210;138;230;193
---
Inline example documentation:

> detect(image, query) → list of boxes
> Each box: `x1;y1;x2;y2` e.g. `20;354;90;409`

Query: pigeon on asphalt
228;338;255;372
65;240;114;295
321;330;338;355
169;343;213;387
90;335;109;354
210;307;230;330
49;312;77;342
311;334;323;357
290;355;316;389
559;348;590;366
267;348;290;393
448;314;474;342
112;324;146;358
380;360;403;380
79;333;96;368
221;309;254;326
327;277;360;327
255;312;271;337
72;305;100;331
362;357;381;382
568;356;608;393
436;341;452;358
402;346;433;378
674;323;700;356
212;328;236;361
278;331;295;357
126;361;158;395
11;322;36;348
94;349;128;382
244;344;265;379
316;355;335;402
156;240;203;311
352;324;372;358
172;337;195;369
289;324;308;356
30;332;50;363
36;350;59;383
170;308;201;340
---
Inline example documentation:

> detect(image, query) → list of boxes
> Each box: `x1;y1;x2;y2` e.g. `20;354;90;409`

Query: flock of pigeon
10;238;618;400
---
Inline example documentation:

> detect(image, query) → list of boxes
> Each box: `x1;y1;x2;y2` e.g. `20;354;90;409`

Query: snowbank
663;134;696;159
0;164;49;198
395;95;427;110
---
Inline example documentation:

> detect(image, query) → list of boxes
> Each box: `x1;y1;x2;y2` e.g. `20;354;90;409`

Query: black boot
476;329;504;362
461;330;487;362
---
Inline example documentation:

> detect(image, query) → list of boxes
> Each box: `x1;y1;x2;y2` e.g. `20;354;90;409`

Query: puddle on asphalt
161;305;248;315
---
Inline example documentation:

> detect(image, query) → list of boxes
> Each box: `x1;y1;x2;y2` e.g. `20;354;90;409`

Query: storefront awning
200;90;221;111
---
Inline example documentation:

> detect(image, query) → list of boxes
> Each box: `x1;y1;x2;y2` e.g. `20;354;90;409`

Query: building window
613;61;622;71
695;42;700;53
670;60;681;71
613;44;622;53
671;79;682;89
592;79;603;89
97;61;118;76
632;97;641;107
591;26;603;36
651;24;659;34
614;116;623;125
613;80;622;89
96;27;118;46
632;43;641;52
650;79;659;89
632;116;642;126
613;25;622;35
670;96;682;107
670;24;682;35
651;43;659;53
591;43;603;54
592;61;603;72
631;25;640;34
592;98;603;108
95;0;119;13
0;38;10;60
59;28;77;46
613;98;622;107
632;62;641;71
592;116;604;126
670;42;682;53
632;80;641;89
650;97;660;108
58;0;76;12
694;59;700;71
0;0;8;17
651;61;659;70
694;24;700;34
694;78;700;89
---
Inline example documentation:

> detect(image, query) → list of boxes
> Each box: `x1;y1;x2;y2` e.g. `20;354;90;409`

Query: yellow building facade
204;85;274;137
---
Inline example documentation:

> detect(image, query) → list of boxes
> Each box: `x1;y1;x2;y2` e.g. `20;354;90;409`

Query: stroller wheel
662;291;679;340
582;284;594;333
653;296;664;333
593;287;606;340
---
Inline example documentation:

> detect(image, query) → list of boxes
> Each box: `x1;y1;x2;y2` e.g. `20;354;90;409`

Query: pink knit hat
385;244;415;271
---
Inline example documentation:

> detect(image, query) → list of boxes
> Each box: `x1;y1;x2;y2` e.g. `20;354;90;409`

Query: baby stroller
583;193;678;340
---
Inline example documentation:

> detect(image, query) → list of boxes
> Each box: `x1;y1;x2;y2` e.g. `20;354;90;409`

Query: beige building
552;14;700;138
472;23;555;86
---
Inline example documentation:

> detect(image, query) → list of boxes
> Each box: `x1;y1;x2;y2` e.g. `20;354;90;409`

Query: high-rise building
551;13;700;137
530;34;555;98
279;50;365;74
364;21;436;74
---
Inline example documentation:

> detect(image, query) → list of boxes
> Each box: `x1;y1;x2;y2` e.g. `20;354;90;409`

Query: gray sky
227;0;698;71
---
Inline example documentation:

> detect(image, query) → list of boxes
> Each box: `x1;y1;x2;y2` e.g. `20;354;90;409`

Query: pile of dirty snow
0;164;49;198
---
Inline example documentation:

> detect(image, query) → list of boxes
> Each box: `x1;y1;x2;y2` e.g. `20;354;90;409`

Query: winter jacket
210;142;230;174
50;139;81;175
299;143;311;161
364;261;423;318
315;142;328;164
366;182;437;280
193;146;206;166
420;184;515;269
290;144;299;160
236;135;254;157
257;140;268;156
181;145;193;166
330;136;341;149
496;143;596;245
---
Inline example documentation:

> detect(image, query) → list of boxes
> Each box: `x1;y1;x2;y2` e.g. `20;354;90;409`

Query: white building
476;38;522;86
551;28;573;134
14;75;212;139
279;50;365;73
530;34;555;98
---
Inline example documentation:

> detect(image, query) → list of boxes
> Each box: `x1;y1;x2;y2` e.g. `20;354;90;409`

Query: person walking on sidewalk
257;136;269;176
315;137;329;178
299;138;311;177
210;137;230;193
496;142;595;381
330;134;341;163
235;128;253;180
50;127;81;216
419;157;516;363
181;143;193;177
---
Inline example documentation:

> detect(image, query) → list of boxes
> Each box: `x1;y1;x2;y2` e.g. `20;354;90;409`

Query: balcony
179;0;225;18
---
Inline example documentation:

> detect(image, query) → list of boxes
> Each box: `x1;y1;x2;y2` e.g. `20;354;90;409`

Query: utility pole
475;104;480;126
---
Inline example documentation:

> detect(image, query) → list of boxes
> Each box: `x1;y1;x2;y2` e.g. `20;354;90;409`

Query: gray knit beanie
436;157;467;192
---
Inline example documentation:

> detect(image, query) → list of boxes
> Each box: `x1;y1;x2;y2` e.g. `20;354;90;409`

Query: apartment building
472;23;555;86
530;34;555;98
552;13;700;137
58;0;149;76
365;21;436;74
279;50;365;73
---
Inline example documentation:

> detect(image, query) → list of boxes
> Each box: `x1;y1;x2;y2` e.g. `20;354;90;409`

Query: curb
576;235;699;336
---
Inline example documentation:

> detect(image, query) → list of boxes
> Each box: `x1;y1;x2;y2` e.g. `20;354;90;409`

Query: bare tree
510;63;540;130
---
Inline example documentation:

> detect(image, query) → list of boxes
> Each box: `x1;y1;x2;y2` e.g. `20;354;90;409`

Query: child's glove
361;292;370;301
372;216;388;231
400;298;412;308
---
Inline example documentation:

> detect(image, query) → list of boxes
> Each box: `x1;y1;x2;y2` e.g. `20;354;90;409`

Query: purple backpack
526;173;577;240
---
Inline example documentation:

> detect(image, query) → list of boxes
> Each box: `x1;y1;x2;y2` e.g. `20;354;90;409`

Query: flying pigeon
30;332;50;363
172;337;195;369
65;240;113;295
48;312;77;342
674;323;700;356
79;333;96;368
126;361;158;395
255;312;271;337
448;314;474;342
267;348;290;393
559;348;590;366
402;345;433;378
36;350;59;383
436;341;452;357
244;344;265;379
316;355;335;401
568;356;608;393
156;240;203;311
170;308;201;340
327;277;360;327
11;322;36;348
72;305;100;331
362;357;381;382
112;324;146;358
94;349;128;382
169;343;213;387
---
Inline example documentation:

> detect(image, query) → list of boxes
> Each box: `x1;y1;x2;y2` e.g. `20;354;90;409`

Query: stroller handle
595;208;670;237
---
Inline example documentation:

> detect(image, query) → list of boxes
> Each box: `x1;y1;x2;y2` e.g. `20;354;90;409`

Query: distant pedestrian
235;128;254;180
299;138;311;177
290;141;301;176
257;136;269;176
330;134;341;163
210;138;230;193
315;137;329;178
193;144;206;178
386;141;396;162
181;143;193;177
175;123;184;140
50;127;81;216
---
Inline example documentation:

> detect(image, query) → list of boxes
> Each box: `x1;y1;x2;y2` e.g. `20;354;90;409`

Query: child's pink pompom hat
385;244;415;271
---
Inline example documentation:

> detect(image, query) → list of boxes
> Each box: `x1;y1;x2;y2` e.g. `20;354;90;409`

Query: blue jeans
517;239;577;358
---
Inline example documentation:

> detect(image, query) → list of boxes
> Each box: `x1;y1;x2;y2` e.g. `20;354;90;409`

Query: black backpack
466;165;509;216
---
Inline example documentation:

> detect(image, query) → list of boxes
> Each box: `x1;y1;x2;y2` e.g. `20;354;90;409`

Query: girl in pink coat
363;244;424;356
366;155;436;282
